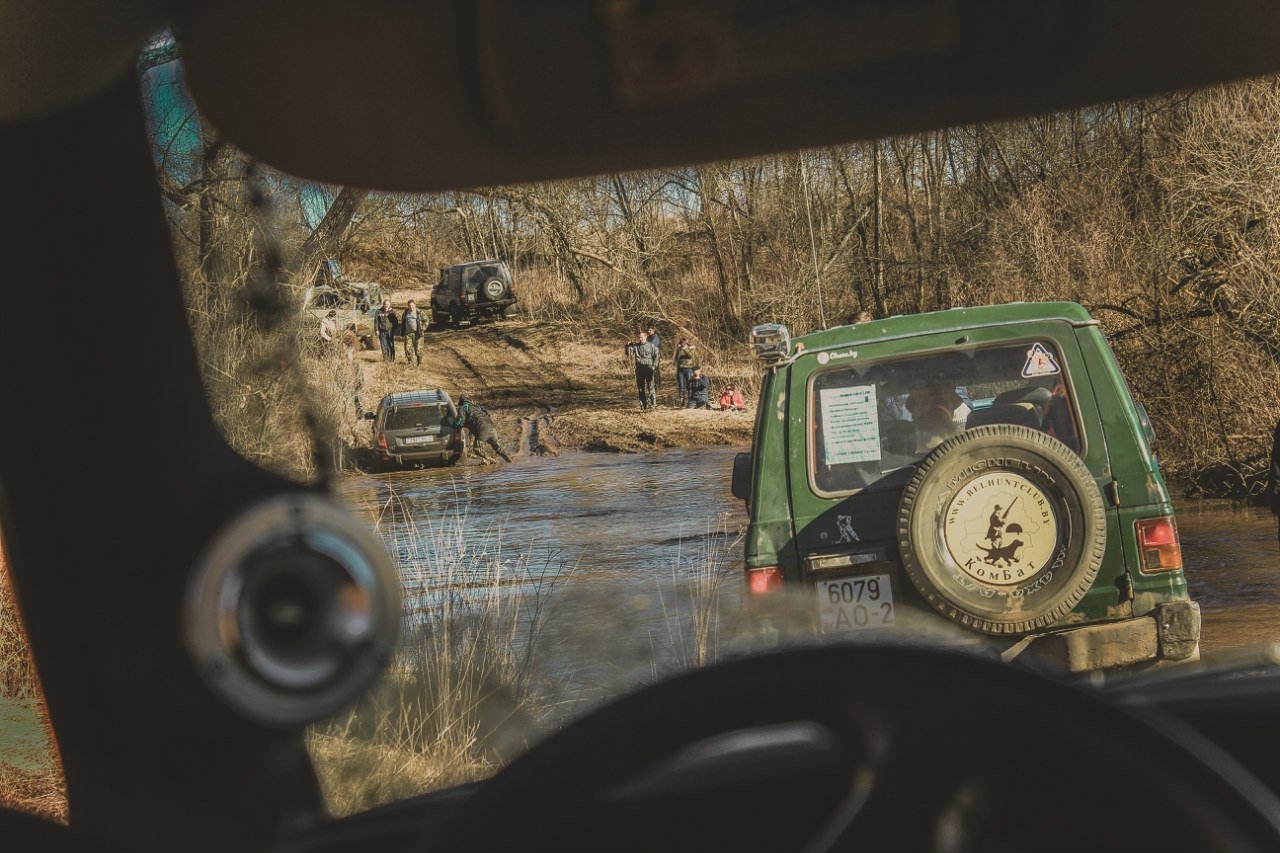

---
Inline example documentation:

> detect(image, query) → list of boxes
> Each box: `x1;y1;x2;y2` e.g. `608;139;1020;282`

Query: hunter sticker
1021;342;1061;378
943;472;1060;585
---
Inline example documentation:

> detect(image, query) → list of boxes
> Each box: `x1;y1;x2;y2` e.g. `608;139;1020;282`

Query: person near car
646;325;662;397
375;298;398;362
1268;416;1280;548
625;329;659;411
454;396;514;462
402;299;424;366
319;309;338;346
675;339;696;405
686;369;710;409
719;384;746;412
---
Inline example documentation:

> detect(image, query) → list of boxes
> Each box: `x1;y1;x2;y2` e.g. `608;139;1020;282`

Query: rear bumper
382;447;462;465
1013;600;1202;673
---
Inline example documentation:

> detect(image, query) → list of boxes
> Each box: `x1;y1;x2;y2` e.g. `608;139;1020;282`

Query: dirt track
350;318;754;460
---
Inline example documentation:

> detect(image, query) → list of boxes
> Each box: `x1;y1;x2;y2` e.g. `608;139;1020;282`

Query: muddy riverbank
344;318;756;460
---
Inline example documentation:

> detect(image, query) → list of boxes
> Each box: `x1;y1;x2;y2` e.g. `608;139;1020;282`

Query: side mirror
1135;402;1157;449
363;411;376;421
731;452;752;503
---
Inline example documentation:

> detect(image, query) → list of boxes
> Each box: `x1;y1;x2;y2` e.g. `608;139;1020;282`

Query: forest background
149;55;1280;494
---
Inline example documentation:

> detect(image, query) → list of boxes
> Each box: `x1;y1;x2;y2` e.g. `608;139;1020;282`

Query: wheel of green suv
480;276;508;301
897;424;1107;636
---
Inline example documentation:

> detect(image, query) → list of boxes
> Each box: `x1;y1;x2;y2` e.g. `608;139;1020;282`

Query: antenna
799;155;826;330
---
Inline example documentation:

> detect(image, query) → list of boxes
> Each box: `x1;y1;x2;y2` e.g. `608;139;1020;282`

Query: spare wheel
897;424;1106;636
480;277;508;301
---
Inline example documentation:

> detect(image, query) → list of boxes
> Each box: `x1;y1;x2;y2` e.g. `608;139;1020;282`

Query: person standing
402;299;424;366
625;329;659;411
454;396;513;462
318;310;338;347
341;322;358;365
646;324;662;399
375;298;398;362
674;339;696;406
686;368;710;409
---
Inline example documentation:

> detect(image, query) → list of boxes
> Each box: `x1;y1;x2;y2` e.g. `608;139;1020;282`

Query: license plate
816;573;896;632
403;435;436;445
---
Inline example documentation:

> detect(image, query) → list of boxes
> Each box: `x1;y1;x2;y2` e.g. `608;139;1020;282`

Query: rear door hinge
1104;480;1121;507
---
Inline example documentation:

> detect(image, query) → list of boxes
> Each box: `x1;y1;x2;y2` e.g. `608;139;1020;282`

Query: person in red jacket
719;384;746;412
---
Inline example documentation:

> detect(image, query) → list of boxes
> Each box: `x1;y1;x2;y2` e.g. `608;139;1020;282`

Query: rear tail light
747;566;783;595
1136;516;1182;573
377;432;388;450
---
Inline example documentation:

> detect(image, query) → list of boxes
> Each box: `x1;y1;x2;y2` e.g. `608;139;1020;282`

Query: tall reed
309;485;564;816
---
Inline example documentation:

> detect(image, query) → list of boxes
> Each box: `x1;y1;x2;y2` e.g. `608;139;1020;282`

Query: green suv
733;302;1200;672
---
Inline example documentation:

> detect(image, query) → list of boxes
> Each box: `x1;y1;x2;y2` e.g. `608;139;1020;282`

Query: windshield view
9;13;1280;849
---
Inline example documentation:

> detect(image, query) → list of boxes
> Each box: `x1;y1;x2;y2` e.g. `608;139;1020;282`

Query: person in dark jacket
686;369;710;409
455;396;513;462
646;325;662;397
375;298;398;362
1269;417;1280;547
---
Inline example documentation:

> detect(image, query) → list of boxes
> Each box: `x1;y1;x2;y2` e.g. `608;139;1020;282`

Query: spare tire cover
897;424;1106;636
481;277;508;301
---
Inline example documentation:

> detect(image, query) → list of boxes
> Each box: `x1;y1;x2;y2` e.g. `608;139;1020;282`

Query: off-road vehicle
365;388;465;470
303;259;384;348
430;259;516;328
733;302;1200;672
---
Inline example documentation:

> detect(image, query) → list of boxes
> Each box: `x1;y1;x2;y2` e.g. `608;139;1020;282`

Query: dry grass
0;765;66;824
650;513;745;673
0;551;67;824
553;406;753;452
309;488;563;817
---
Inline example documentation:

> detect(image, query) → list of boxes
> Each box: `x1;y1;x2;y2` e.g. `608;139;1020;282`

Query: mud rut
361;319;614;461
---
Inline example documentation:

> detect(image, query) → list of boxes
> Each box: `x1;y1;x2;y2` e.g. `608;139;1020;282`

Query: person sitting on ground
454;395;514;462
686;369;711;409
719;383;746;412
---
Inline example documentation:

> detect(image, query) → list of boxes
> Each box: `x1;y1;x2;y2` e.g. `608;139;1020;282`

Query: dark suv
365;389;465;469
734;302;1200;673
430;259;516;327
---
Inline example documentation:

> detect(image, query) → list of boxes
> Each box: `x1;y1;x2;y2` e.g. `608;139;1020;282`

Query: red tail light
1136;516;1182;573
377;432;388;450
747;566;783;595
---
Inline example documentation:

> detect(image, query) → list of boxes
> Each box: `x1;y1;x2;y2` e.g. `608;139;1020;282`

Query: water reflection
1174;497;1280;655
336;448;750;716
336;453;1280;700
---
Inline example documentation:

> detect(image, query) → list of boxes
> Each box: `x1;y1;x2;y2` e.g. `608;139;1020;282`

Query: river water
336;448;1280;709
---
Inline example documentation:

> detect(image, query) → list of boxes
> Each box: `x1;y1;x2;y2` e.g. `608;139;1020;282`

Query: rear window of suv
385;404;449;430
809;341;1081;496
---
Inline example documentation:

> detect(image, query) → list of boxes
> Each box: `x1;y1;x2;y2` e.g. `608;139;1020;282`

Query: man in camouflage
455;396;514;462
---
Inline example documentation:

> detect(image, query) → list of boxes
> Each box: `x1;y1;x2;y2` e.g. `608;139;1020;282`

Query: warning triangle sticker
1021;343;1061;378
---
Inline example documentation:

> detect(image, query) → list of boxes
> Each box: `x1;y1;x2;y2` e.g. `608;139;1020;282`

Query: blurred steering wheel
441;644;1280;852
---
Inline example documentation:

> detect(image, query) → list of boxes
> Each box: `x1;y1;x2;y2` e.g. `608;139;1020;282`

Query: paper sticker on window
1021;343;1061;378
820;385;881;465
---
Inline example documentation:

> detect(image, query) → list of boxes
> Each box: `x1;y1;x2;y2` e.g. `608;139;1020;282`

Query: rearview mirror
175;0;1280;191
